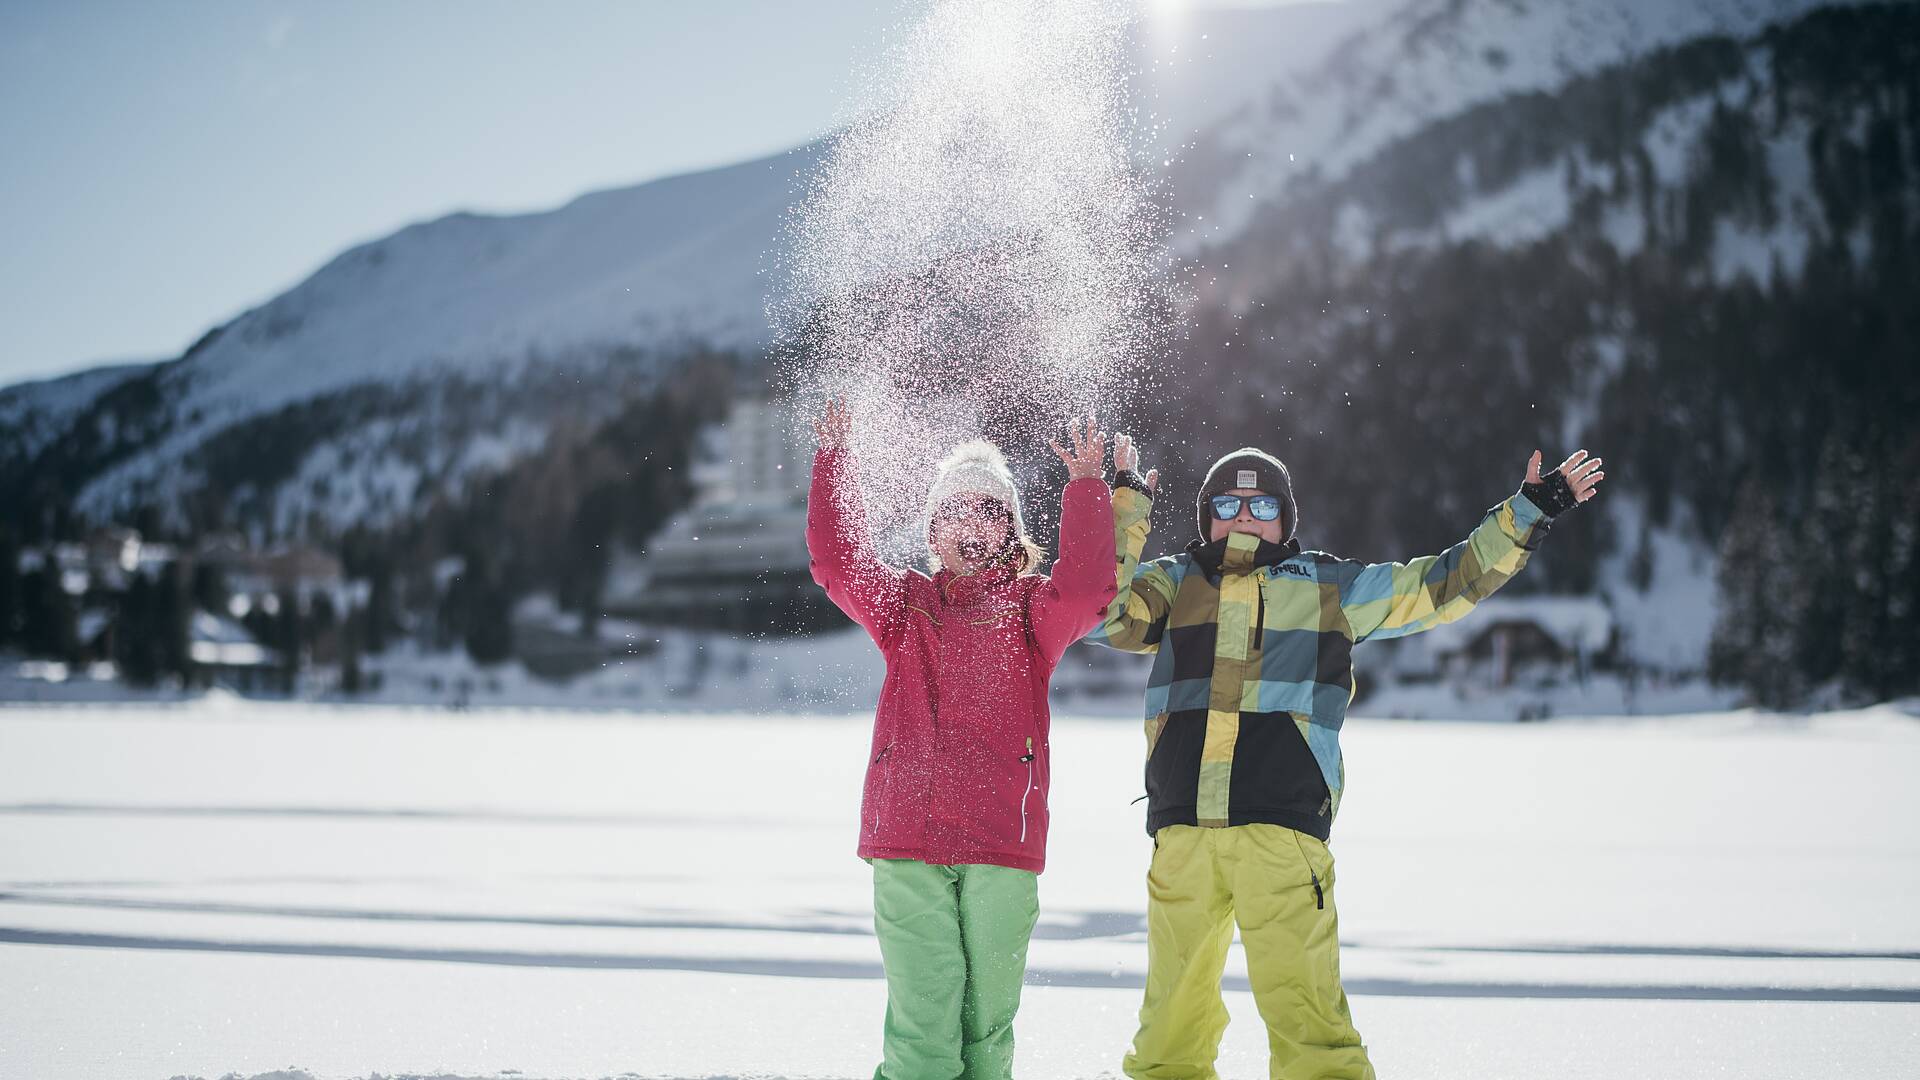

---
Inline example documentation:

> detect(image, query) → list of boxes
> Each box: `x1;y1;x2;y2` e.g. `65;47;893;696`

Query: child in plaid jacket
1088;438;1604;1080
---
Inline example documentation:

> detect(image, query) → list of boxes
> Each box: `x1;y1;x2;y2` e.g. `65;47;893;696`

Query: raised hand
1525;449;1606;507
1113;432;1159;493
814;398;852;452
1049;414;1108;482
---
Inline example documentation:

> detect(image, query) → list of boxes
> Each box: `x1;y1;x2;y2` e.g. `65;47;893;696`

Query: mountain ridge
6;1;1911;701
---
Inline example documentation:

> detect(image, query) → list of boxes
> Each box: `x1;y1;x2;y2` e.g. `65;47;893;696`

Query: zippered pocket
1018;737;1036;844
869;743;894;838
1291;828;1325;910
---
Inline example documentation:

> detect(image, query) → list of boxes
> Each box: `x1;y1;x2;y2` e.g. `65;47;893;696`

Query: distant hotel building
608;398;840;633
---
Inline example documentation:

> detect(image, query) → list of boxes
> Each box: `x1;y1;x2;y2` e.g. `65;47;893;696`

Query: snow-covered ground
2;700;1917;1080
1;622;1740;722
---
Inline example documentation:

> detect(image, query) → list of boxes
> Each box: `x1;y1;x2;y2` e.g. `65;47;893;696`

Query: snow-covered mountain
3;0;1853;534
27;143;825;528
0;359;159;467
5;0;1910;699
1167;0;1862;243
1142;1;1919;690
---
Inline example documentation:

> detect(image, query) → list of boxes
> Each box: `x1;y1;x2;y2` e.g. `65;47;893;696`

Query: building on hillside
17;539;123;597
195;536;368;680
507;593;641;680
608;397;841;633
187;610;279;692
198;537;355;617
83;527;142;591
1380;595;1617;691
9;530;360;693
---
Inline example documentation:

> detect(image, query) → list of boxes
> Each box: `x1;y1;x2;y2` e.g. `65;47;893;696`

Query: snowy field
2;699;1917;1080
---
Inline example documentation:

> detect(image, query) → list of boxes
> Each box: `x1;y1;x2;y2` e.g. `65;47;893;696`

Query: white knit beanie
925;440;1026;537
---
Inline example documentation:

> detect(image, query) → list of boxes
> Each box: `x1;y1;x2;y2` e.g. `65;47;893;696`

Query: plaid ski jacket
1086;479;1556;840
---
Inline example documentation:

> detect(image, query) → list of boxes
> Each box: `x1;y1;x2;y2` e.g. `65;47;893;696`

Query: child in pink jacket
807;401;1118;1080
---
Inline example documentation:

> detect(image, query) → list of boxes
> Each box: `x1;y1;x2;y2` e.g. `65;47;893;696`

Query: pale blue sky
0;0;924;385
0;0;1296;386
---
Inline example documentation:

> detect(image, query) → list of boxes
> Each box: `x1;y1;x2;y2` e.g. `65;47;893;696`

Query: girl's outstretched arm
807;400;907;647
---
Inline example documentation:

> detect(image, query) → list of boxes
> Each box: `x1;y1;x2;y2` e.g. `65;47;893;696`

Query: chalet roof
1438;596;1614;653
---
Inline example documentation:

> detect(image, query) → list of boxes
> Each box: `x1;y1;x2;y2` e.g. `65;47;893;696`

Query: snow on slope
17;0;1866;526
0;359;157;464
1181;0;1864;245
205;145;817;403
66;143;824;519
3;0;1882;594
1332;90;1831;285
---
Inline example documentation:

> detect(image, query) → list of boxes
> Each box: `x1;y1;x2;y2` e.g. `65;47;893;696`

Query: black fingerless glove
1521;469;1578;517
1114;469;1154;497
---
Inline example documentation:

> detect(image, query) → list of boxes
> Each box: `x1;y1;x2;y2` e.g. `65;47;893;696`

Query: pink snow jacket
807;447;1118;873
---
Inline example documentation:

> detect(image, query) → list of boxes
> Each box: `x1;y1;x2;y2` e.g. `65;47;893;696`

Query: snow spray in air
777;0;1173;566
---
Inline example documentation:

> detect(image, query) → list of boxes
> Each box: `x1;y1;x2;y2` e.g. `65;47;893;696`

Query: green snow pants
871;858;1040;1080
1123;824;1375;1080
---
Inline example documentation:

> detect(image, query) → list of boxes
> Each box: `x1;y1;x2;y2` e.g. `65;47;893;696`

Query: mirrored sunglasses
1210;494;1281;522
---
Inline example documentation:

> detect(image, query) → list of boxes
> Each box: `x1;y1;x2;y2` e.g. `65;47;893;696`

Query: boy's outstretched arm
1084;433;1176;654
806;399;907;647
1340;449;1607;643
1031;416;1120;662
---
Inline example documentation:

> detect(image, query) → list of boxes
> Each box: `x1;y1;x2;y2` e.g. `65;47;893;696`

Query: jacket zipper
1255;581;1266;648
1019;736;1036;844
872;743;893;838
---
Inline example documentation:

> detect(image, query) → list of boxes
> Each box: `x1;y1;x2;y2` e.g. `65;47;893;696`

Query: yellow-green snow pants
872;858;1041;1080
1122;824;1374;1080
